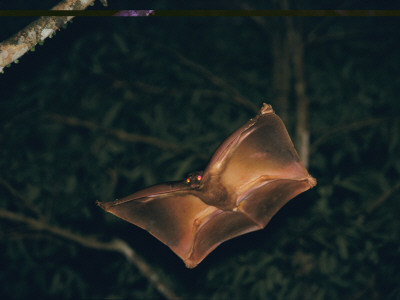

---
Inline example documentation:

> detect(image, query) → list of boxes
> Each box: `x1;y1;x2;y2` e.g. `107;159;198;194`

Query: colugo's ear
98;103;316;268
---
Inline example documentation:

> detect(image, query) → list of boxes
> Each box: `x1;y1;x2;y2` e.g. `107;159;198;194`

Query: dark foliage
1;2;400;299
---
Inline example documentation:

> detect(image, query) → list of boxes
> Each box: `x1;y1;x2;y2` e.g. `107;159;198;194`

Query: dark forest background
1;1;400;299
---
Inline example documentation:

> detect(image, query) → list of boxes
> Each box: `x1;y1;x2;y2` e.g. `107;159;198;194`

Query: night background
1;1;400;299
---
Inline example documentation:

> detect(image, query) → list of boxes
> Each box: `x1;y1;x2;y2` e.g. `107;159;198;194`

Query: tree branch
0;177;43;217
136;36;259;114
170;48;259;114
45;113;209;160
285;5;310;168
0;208;181;300
271;25;291;126
366;179;400;215
310;117;398;154
0;0;97;73
46;113;180;150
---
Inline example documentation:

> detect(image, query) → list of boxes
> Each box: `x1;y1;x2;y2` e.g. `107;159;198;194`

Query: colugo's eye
184;171;203;187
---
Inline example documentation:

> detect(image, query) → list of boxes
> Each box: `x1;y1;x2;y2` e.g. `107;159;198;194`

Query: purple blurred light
114;10;154;17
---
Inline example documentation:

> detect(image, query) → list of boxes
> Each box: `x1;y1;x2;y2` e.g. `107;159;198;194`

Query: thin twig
133;81;227;101
271;26;291;126
45;114;209;160
0;0;100;73
310;117;398;153
46;114;181;151
284;4;310;168
0;208;181;300
132;34;258;114
242;3;290;126
166;47;259;114
366;179;400;215
0;177;43;217
0;177;26;202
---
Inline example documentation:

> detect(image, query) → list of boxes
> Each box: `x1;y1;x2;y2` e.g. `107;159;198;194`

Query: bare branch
131;35;259;114
0;177;43;217
366;179;400;215
240;4;291;124
46;114;181;151
271;27;291;126
45;113;209;160
310;117;399;153
167;47;259;114
0;0;97;73
0;177;26;203
285;9;311;168
0;208;181;300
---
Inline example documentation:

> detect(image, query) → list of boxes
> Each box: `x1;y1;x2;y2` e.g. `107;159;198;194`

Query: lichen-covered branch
0;0;97;73
0;207;181;300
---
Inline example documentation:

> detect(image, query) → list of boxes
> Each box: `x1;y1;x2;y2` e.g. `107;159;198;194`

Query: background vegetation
1;1;400;299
